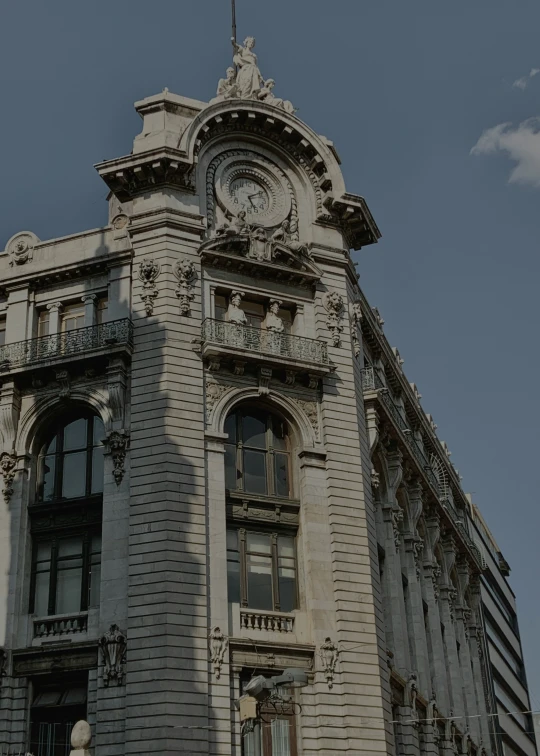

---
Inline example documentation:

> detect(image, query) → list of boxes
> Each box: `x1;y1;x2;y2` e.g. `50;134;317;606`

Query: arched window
224;407;291;498
37;413;105;502
30;411;104;618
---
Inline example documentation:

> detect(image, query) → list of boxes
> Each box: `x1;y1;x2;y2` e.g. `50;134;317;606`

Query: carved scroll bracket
174;259;197;316
99;624;127;686
323;291;344;347
138;258;161;316
0;453;17;503
104;430;129;485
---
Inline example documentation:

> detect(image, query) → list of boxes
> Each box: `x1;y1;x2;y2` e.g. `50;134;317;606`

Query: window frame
227;527;298;613
29;528;102;616
225;408;292;499
36;412;105;504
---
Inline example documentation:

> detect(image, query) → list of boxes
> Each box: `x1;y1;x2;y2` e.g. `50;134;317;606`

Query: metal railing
202;318;329;366
0;319;133;371
33;614;88;638
240;610;295;633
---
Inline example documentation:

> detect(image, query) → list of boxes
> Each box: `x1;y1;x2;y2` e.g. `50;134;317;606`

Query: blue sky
0;0;538;707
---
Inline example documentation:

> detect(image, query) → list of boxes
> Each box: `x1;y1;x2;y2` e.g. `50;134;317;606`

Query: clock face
229;177;270;216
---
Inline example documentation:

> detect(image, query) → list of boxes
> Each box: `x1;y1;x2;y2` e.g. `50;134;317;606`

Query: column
82;294;97;326
403;532;430;696
440;535;464;719
47;301;63;334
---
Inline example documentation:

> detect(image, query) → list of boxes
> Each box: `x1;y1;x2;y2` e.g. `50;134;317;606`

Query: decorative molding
392;506;404;548
319;637;339;689
205;379;231;422
293;399;319;441
173;259;197;315
209;626;229;679
138;258;161;316
104;430;129;485
6;231;39;266
99;624;127;686
106;358;128;425
55;370;71;400
370;469;380;490
258;367;272;396
350;300;362;358
0;382;21;452
322;291;344;347
0;453;17;503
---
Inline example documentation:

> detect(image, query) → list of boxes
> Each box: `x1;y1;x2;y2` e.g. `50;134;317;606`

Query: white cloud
512;67;540;90
470;117;540;187
513;76;528;90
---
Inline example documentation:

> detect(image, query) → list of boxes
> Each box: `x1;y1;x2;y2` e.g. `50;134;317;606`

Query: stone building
0;40;535;756
466;498;537;756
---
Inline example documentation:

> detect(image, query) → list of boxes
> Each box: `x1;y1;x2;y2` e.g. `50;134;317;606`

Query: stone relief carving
55;370;71;400
105;430;129;485
319;637;339;689
138;258;161;316
427;694;438;726
0;452;17;503
209;626;229;679
391;507;404;548
350;300;362;358
293;398;320;441
6;231;39;266
212;37;295;113
405;672;418;711
205;379;230;422
270;220;309;256
173;259;197;316
372;307;385;331
258;367;272;396
371;469;380;490
432;561;442;601
264;299;284;333
111;213;130;240
323;291;344;347
99;624;127;686
412;537;424;580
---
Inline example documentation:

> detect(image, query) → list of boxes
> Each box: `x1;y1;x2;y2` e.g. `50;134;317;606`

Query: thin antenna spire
231;0;237;43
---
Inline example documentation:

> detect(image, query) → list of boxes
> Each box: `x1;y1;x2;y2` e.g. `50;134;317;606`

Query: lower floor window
241;672;298;756
30;676;87;756
227;528;297;612
31;532;101;616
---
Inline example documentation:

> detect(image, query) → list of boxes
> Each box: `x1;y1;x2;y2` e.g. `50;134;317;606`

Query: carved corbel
0;381;21;452
99;624;127;686
138;258;161;316
391;506;404;548
386;446;403;499
258;367;272;396
104;430;129;485
106;358;128;425
456;555;470;603
173;259;197;316
322;291;344;347
407;479;424;531
55;370;70;400
442;532;457;577
364;404;380;456
424;506;441;557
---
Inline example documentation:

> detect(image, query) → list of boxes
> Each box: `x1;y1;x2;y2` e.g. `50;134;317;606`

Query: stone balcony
201;318;333;385
0;319;133;377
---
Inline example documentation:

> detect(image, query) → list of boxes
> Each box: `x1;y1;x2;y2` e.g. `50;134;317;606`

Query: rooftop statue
212;36;296;113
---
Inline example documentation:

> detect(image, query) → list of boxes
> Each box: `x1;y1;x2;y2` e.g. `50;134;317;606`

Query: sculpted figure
216;66;238;100
226;291;248;325
232;210;250;235
258;78;295;114
271;219;308;256
248;226;268;260
264;299;284;333
231;36;263;98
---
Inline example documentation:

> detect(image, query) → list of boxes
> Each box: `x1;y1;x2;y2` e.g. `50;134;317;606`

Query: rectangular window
227;529;297;612
30;677;87;756
0;317;6;347
37;310;50;338
31;533;101;616
60;302;85;332
96;297;108;324
241;672;298;756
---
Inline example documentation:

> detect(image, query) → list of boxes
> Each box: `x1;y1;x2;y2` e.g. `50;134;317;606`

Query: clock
214;155;291;228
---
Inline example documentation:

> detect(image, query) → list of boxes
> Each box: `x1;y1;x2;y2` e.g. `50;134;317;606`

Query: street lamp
236;668;309;756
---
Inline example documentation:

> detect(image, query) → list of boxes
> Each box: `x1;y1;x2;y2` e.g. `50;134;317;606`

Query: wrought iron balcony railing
0;319;133;372
202;318;329;367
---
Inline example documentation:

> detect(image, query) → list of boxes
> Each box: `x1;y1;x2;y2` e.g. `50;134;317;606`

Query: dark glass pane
278;537;296;613
274;453;290;497
92;417;105;446
41;454;56;501
89;535;102;606
61;452;87;498
227;531;241;604
246;554;273;610
247;532;272;555
242;414;266;448
56;538;83;614
272;419;289;451
34;542;52;616
224;413;237;444
224;444;237;490
91;447;104;494
63;419;88;451
45;436;57;454
243;450;267;494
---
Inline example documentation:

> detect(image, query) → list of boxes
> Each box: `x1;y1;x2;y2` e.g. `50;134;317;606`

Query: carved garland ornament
138;258;161;316
205;379;231;422
99;624;127;686
323;291;344;347
350;300;362;358
0;453;17;503
105;431;129;485
293;398;320;441
209;626;229;679
173;259;197;315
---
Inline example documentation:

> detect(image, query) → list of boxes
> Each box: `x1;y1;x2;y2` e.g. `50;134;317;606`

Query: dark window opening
29;675;87;756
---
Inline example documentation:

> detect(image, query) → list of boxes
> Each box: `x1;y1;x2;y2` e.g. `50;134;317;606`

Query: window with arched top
224;406;298;614
30;411;104;618
430;453;449;501
224;407;291;498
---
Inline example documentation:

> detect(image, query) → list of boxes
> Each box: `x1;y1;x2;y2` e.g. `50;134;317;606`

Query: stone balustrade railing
240;609;295;633
34;614;88;638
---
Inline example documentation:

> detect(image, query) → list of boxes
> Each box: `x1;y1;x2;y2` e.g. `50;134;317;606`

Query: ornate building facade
0;41;535;756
